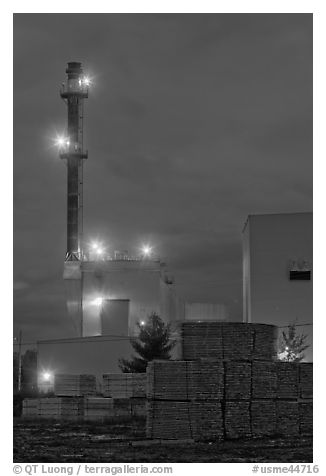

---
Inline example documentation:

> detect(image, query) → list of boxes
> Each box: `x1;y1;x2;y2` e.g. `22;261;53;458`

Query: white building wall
185;302;229;321
81;259;180;337
242;212;313;360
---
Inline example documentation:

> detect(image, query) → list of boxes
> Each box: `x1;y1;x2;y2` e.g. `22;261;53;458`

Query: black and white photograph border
4;0;325;473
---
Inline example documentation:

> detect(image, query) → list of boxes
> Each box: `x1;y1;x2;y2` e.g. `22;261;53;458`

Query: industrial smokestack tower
60;61;89;336
59;61;88;261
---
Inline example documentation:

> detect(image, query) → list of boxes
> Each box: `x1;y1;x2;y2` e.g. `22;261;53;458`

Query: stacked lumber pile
130;398;147;417
146;322;313;441
22;396;146;420
299;401;313;435
38;397;84;419
252;361;277;399
252;324;279;361
84;397;114;420
276;362;298;399
147;400;223;441
22;398;38;417
181;322;277;361
225;401;251;439
251;400;277;437
146;360;224;440
102;373;147;398
147;360;223;400
276;400;300;436
54;374;96;397
299;363;313;399
224;362;251;399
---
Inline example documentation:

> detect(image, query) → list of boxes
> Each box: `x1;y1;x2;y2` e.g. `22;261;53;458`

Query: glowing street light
140;321;146;327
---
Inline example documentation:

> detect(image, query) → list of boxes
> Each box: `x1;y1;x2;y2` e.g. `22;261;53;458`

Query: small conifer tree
119;312;176;372
278;321;310;362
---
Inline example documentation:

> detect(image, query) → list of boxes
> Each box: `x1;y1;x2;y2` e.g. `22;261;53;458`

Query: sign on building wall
289;259;311;281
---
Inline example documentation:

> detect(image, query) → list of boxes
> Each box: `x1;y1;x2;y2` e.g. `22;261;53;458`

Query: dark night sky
13;13;312;344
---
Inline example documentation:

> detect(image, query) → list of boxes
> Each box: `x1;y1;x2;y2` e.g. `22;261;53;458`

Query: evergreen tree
278;322;310;362
119;312;176;372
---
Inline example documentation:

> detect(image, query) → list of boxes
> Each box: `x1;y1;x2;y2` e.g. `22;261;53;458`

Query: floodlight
42;372;52;381
142;245;152;256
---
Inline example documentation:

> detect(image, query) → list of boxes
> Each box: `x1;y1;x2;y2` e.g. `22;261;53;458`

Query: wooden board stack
84;397;114;420
38;397;84;419
276;362;298;399
181;322;277;361
224;362;251;400
251;400;277;437
299;363;313;399
224;401;251;439
276;400;300;436
22;398;38;417
146;400;223;441
147;360;224;401
299;401;313;435
54;374;96;397
252;361;277;399
146;321;312;441
102;373;147;398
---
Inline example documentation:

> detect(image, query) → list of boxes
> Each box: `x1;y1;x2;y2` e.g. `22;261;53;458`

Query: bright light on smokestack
55;135;70;149
140;321;146;326
82;76;91;86
142;245;152;257
92;297;103;306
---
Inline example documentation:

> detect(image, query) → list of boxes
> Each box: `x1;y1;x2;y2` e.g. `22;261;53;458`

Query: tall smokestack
59;61;88;261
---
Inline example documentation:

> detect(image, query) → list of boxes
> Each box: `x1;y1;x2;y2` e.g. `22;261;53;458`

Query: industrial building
242;212;313;361
37;62;313;392
37;62;227;390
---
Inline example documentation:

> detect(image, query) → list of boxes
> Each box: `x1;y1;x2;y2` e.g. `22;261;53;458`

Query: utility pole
17;330;22;393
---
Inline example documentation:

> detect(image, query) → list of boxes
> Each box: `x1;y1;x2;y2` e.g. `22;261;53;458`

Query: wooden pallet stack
102;373;147;398
54;374;96;397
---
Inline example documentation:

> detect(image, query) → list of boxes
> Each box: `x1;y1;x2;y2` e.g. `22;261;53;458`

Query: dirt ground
14;418;313;463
